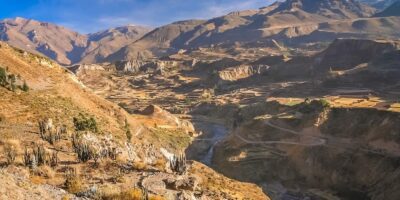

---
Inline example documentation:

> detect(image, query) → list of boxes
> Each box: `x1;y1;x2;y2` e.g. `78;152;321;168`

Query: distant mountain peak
0;17;151;65
270;0;376;18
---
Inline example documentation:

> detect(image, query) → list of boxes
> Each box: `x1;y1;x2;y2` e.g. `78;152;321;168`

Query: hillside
0;42;268;199
0;17;150;65
105;0;384;61
361;0;399;9
213;101;400;200
105;20;205;62
374;1;400;16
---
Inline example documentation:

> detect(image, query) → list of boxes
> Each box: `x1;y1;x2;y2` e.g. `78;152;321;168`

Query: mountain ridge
0;17;151;65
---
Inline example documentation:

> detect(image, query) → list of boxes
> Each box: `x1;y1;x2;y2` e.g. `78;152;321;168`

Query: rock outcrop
114;59;180;74
218;65;270;81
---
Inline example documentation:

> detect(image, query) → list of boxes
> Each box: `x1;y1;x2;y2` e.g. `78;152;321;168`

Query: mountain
105;20;205;62
0;17;87;65
361;0;399;10
374;1;400;16
0;17;151;65
105;0;379;62
80;25;151;63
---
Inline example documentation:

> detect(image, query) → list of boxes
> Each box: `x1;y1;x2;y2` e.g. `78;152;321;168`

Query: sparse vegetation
0;66;29;92
4;142;18;165
73;113;99;133
125;118;132;142
64;168;85;194
21;80;29;91
72;133;119;163
72;135;93;163
100;187;151;200
151;128;191;150
23;144;58;169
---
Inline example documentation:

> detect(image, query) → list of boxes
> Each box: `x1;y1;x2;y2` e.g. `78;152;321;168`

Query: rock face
218;65;270;81
315;38;400;71
0;17;151;65
213;102;400;200
68;64;107;76
114;59;180;74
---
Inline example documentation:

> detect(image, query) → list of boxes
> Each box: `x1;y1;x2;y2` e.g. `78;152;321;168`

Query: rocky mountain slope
361;0;399;9
0;42;268;199
2;0;400;65
374;0;400;16
105;0;383;61
0;17;150;65
213;100;400;200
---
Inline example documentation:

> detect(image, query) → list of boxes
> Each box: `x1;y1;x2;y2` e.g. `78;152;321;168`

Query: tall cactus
170;153;187;174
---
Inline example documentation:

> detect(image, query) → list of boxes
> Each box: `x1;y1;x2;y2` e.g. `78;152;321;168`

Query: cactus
33;145;47;166
23;148;32;167
141;188;149;200
72;137;93;163
49;151;59;167
169;153;187;174
24;145;57;168
38;120;62;144
4;145;16;165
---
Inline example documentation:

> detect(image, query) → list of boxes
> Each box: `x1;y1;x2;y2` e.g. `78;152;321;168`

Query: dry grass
32;165;56;179
64;169;85;194
2;139;21;165
133;161;147;171
100;187;149;200
153;158;166;172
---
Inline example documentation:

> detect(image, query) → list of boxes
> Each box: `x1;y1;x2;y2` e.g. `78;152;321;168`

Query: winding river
185;117;229;166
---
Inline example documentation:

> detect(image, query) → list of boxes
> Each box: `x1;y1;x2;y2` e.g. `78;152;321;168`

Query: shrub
64;168;84;194
32;165;55;179
4;144;17;165
133;161;147;171
319;99;330;108
125;119;132;142
149;195;165;200
0;67;7;86
21;80;29;92
102;188;149;200
154;158;166;172
73;113;98;133
3;140;20;165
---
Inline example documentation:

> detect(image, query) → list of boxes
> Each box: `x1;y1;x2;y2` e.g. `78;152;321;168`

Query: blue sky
0;0;274;33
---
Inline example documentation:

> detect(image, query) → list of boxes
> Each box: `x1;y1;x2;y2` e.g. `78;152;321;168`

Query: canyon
1;0;400;199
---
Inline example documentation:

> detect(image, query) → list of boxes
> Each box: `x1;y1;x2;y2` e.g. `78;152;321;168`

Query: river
185;117;229;166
